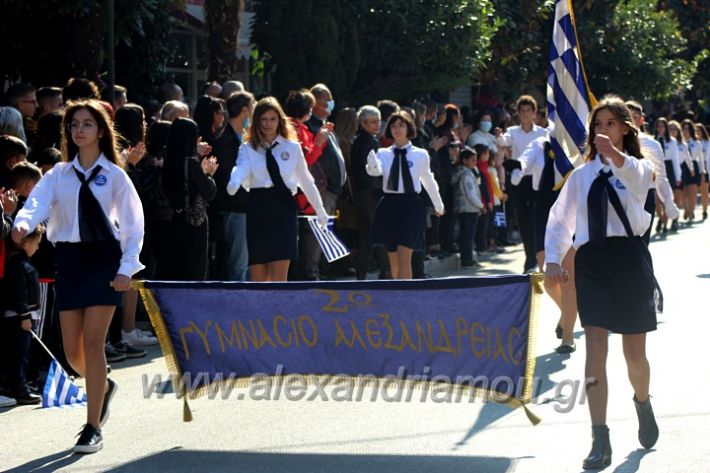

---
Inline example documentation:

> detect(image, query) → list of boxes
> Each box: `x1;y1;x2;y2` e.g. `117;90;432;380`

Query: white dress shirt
688;139;706;174
13;154;145;277
701;141;710;174
677;141;692;170
466;130;498;154
227;136;328;225
639;133;679;219
496;125;548;160
366;142;445;214
510;136;547;190
659;137;682;184
545;153;654;265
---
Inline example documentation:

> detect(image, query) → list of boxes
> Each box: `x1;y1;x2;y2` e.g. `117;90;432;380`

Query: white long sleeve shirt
227;137;328;224
496;125;548;160
677;141;692;170
545;153;654;265
639;133;679;219
13;154;145;277
658;137;682;185
510;136;547;190
688;139;705;174
366;142;445;214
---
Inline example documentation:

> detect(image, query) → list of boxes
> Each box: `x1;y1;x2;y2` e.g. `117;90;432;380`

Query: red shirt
476;160;494;206
292;119;326;214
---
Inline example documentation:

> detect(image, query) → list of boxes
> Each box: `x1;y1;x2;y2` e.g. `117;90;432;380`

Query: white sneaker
0;395;18;408
122;329;158;346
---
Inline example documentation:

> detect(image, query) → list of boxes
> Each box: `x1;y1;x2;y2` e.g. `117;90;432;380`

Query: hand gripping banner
137;275;543;423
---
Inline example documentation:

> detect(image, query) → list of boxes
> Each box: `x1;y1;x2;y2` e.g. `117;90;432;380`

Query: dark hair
439;104;461;133
4;83;36;106
100;85;127;103
11;222;44;250
515;95;537;112
384;111;417;140
0;135;28;170
36;87;62;103
654;117;670;142
226;91;255;118
114;103;146;148
246;97;296;149
696;123;709;141
10;161;42;188
62;77;100;102
376;100;400;121
681;119;697;141
473;143;489;159
146;120;172;159
159;82;183;103
33;111;64;152
584;95;642;162
193;95;223;142
34;147;61;167
474;110;494;128
625;100;643;116
284;89;315;120
460;146;477;161
164;118;199;204
668;120;683;144
61;99;122;166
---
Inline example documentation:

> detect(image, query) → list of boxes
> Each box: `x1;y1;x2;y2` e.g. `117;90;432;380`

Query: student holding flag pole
545;96;660;470
227;97;328;282
12;99;145;453
367;111;444;279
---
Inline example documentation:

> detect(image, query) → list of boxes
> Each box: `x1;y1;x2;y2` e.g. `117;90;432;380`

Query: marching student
367;111;445;279
694;123;710;220
545;96;659;469
681;119;704;222
12;99;145;454
227;96;328;282
654;117;682;232
669;120;692;224
625;101;679;242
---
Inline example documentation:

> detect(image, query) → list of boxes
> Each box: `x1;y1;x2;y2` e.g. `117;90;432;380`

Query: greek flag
546;0;596;190
494;211;507;228
306;216;350;263
42;359;87;408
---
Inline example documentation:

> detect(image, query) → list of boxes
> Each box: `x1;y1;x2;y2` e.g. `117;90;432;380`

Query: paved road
1;219;708;473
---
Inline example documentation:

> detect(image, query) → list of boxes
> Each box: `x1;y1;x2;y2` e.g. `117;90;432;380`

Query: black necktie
386;147;415;193
265;141;293;203
587;169;613;245
74;165;114;243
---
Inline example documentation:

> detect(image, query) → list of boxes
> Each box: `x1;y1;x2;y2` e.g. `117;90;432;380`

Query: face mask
480;120;492;133
242;117;250;130
326;100;335;113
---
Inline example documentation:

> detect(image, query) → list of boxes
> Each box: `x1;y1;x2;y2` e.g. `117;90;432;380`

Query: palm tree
204;0;243;82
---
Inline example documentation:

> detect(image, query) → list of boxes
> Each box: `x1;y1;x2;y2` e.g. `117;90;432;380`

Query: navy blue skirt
664;160;678;190
55;241;122;311
372;193;425;252
681;161;700;187
247;187;298;265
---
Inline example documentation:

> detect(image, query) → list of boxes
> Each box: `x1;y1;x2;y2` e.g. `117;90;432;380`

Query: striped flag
42;359;87;408
306;216;350;263
546;0;596;190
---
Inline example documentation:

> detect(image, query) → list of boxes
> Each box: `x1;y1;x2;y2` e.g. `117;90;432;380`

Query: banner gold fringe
136;276;542;425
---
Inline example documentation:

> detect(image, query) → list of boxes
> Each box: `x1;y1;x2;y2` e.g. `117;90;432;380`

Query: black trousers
511;176;536;270
457;213;480;265
353;190;390;279
0;318;32;389
157;213;209;281
439;185;455;251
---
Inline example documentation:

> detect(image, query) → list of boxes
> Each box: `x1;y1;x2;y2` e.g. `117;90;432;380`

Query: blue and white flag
546;0;596;190
494;211;507;228
306;216;350;263
42;359;87;408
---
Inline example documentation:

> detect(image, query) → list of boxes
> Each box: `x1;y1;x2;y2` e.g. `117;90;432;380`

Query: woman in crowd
227;97;328;282
0;106;27;143
193;95;225;148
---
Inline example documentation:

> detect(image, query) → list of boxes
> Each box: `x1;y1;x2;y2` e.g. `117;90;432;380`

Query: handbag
183;156;208;227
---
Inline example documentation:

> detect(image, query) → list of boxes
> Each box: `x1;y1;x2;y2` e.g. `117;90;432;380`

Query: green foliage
252;0;499;104
204;0;242;82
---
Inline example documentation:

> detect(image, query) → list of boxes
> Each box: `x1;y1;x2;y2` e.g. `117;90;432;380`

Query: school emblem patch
94;175;107;186
280;151;290;161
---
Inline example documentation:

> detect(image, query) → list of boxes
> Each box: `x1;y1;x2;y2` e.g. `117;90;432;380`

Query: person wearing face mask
303;83;347;280
467;111;499;157
211;91;255;281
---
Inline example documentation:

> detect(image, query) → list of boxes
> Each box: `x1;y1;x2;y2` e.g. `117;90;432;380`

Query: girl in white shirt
227;97;328;282
367;112;444;279
12;99;144;454
669;120;692;223
545;96;659;469
682;119;704;221
694;122;710;220
654;117;682;232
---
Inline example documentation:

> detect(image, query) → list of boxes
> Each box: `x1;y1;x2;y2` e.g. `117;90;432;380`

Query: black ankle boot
583;425;612;470
670;219;678;232
633;395;659;449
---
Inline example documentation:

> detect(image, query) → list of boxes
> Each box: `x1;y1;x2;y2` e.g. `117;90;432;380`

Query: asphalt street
1;218;708;473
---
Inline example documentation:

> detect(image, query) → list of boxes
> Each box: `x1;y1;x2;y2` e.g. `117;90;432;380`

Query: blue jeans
219;212;249;281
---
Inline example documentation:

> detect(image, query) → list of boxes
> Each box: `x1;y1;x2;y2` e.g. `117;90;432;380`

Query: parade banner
138;275;542;423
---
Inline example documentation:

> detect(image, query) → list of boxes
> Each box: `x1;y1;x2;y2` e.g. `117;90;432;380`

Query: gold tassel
521;403;542;426
183;396;193;422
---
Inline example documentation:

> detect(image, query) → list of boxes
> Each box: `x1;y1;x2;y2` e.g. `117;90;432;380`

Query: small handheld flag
30;331;87;408
494;211;507;228
306;216;350;263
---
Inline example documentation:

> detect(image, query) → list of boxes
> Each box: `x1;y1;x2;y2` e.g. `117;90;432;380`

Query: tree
204;0;243;83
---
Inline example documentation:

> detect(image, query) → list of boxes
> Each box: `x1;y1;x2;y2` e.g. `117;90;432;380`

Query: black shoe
704;211;708;221
655;220;663;233
670;219;678;232
633;395;659;449
555;342;576;354
100;379;117;427
113;341;147;359
74;424;103;454
555;324;563;339
105;343;126;363
583;425;612;470
8;386;41;405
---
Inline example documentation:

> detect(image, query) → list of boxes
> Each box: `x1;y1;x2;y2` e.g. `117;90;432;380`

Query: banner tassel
521;403;542;426
182;387;193;422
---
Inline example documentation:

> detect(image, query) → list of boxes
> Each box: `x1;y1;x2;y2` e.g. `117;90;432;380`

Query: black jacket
306;115;345;196
211;123;248;213
350;128;382;193
2;251;39;316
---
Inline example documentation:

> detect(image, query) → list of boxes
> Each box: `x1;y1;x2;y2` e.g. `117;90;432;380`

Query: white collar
67;153;113;175
391;141;412;151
